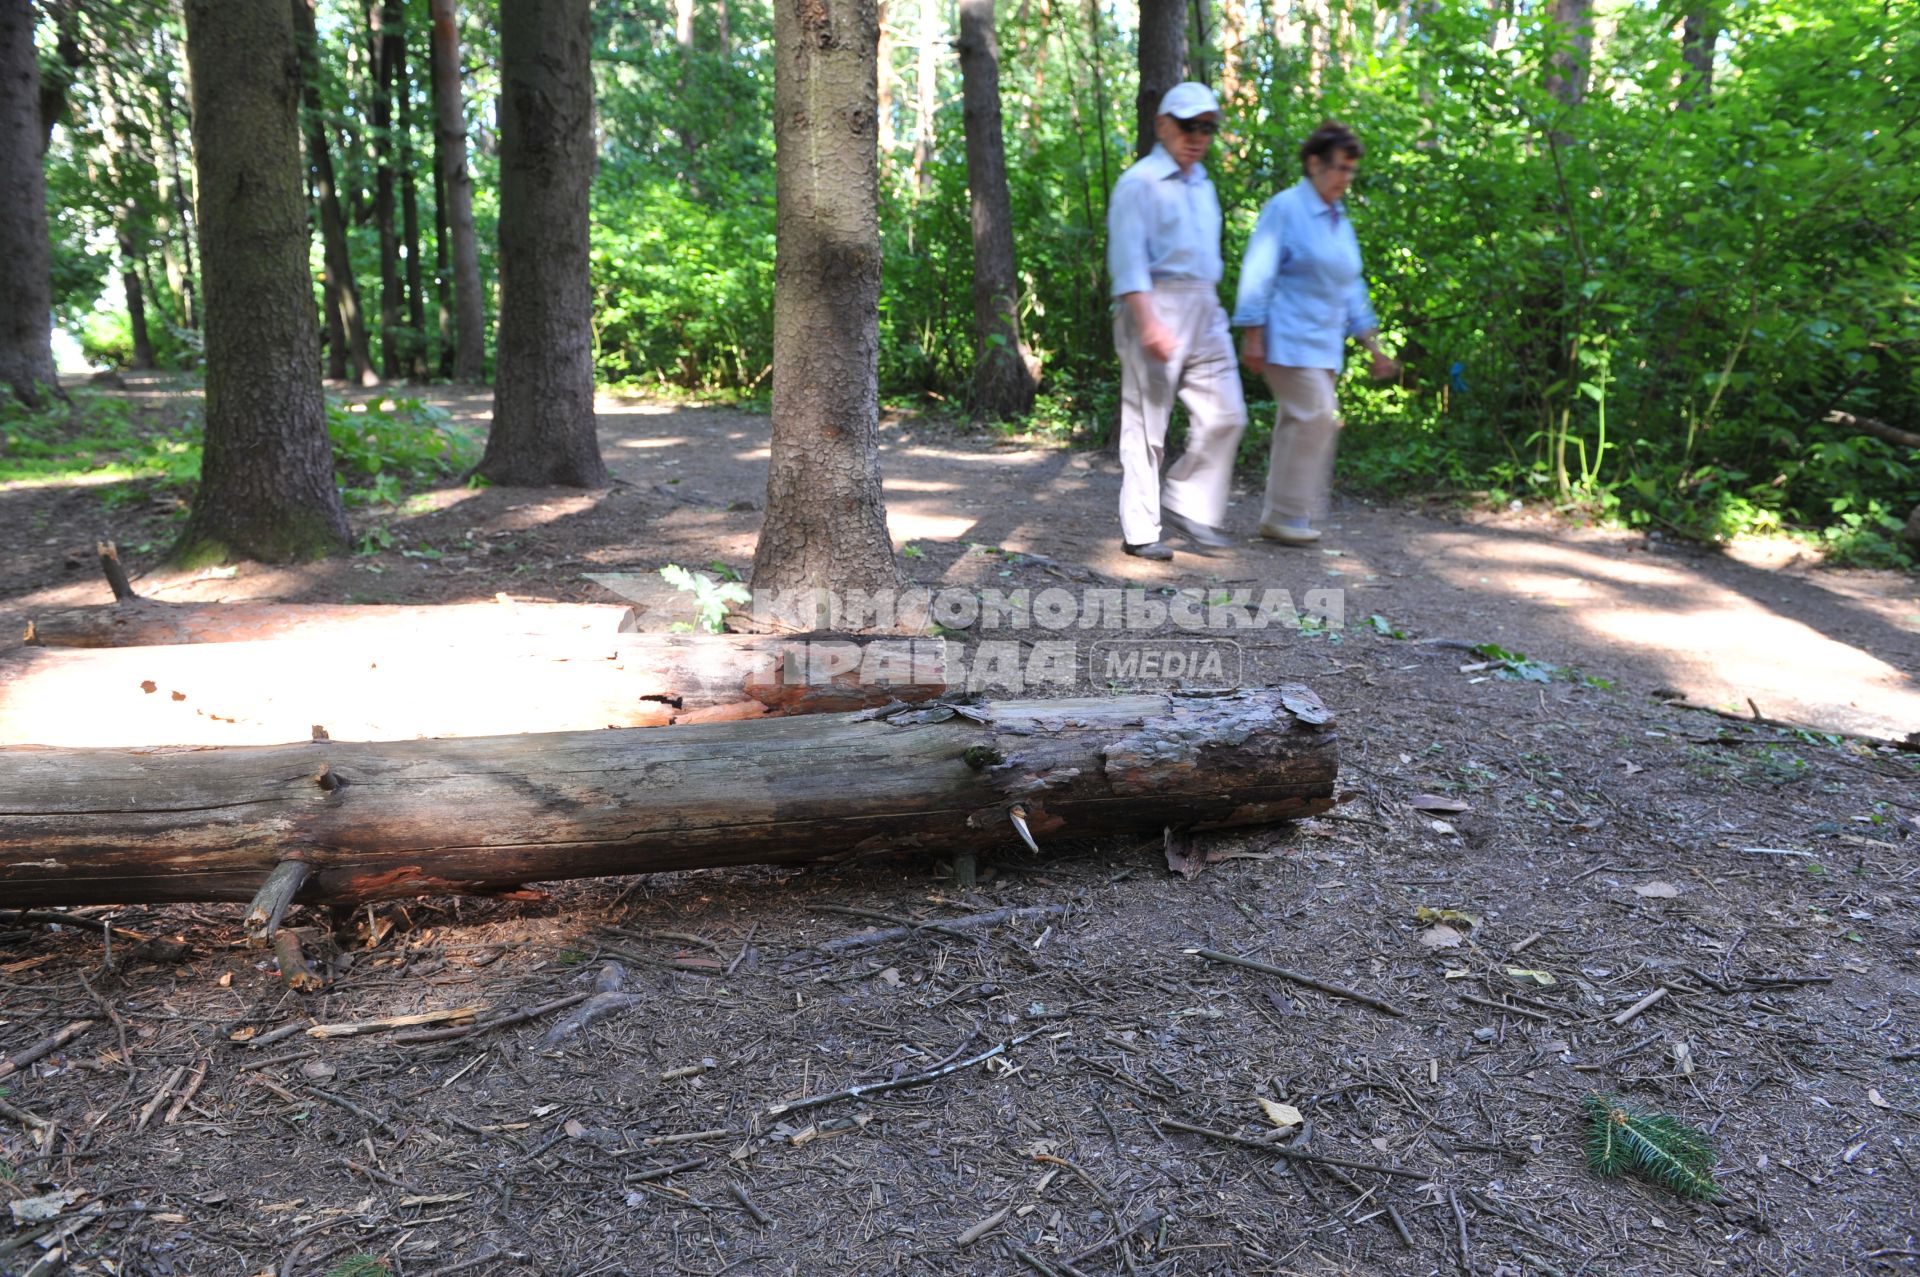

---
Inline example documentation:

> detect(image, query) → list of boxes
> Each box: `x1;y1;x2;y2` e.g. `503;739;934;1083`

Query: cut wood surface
0;686;1338;907
22;598;639;647
0;633;954;746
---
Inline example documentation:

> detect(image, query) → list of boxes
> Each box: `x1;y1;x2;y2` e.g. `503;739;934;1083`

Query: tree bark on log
0;686;1338;908
0;634;956;746
24;599;639;647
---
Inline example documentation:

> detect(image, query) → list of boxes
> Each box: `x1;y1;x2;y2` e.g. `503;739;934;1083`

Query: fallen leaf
1619;761;1644;776
1411;794;1472;814
1257;1097;1303;1129
564;1118;589;1139
1442;968;1472;980
1868;1089;1890;1109
1416;906;1482;930
1420;925;1466;950
1635;881;1681;899
217;971;233;988
10;1188;84;1225
877;968;902;987
1429;819;1458;836
1673;1042;1695;1076
1505;967;1558;987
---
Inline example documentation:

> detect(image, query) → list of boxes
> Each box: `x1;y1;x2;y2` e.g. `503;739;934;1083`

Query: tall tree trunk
1543;0;1592;109
294;0;377;386
153;29;198;331
877;0;895;163
91;58;156;370
433;158;454;377
957;0;1035;420
911;0;939;193
0;4;62;408
1217;0;1246;108
1186;0;1211;86
396;29;428;379
1679;4;1718;110
321;245;349;380
479;0;607;487
717;0;731;54
753;0;903;609
176;0;351;565
119;227;156;369
429;0;486;382
1135;0;1187;159
370;0;404;378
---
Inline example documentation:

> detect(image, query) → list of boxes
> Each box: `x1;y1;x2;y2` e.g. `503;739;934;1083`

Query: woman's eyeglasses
1174;117;1221;137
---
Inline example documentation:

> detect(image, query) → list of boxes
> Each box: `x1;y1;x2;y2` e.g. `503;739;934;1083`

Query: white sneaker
1258;521;1322;545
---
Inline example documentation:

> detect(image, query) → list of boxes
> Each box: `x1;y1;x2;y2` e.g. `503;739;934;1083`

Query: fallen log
22;599;639;648
0;686;1338;908
0;633;954;746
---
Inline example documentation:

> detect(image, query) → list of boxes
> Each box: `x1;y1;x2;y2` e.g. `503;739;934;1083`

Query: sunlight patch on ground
732;447;773;462
1418;532;1920;733
882;478;961;493
612;436;691;450
594;399;686;417
886;505;977;542
0;471;129;492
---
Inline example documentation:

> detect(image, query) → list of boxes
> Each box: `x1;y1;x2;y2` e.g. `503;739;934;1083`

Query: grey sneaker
1161;507;1233;548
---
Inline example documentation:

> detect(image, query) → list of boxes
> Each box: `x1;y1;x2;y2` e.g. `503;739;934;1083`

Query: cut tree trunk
24;599;637;648
0;633;956;746
0;686;1338;907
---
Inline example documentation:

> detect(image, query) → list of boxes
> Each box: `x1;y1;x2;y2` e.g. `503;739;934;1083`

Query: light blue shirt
1232;178;1378;370
1106;144;1223;297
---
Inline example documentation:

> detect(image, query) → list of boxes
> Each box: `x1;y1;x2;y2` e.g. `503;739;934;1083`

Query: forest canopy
28;0;1920;564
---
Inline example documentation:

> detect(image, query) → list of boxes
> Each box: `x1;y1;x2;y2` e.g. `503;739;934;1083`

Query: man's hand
1139;319;1176;363
1239;328;1265;372
1123;292;1174;363
1369;350;1401;381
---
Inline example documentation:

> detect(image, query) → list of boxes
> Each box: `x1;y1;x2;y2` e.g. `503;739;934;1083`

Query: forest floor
2;374;1918;1277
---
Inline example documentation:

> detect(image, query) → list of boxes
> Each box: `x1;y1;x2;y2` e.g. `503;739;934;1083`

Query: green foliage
1583;1095;1719;1202
659;564;751;633
325;397;479;507
323;1256;392;1277
0;392;199;491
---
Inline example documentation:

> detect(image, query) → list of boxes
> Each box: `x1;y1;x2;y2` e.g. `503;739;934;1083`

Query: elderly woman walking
1233;121;1397;545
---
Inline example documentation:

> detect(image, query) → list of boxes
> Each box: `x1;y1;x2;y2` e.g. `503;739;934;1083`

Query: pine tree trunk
1135;0;1187;159
0;3;61;408
174;0;350;565
1678;4;1717;110
753;0;903;611
479;0;607;486
1186;0;1211;86
321;251;349;381
429;0;485;382
396;27;428;379
294;0;377;386
1544;0;1592;109
911;0;939;193
957;0;1036;421
877;0;895;163
119;226;155;369
153;34;198;331
370;0;404;378
433;158;454;377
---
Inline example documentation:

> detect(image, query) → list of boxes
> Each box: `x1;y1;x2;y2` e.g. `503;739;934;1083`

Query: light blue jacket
1106;145;1223;297
1232;178;1378;370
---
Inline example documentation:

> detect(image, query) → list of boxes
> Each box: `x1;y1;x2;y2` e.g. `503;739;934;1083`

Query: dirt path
2;383;1917;1277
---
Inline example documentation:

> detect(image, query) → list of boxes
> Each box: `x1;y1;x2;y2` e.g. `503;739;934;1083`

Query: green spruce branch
1583;1094;1719;1202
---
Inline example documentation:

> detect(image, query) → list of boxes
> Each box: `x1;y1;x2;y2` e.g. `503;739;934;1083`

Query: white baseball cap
1158;82;1221;119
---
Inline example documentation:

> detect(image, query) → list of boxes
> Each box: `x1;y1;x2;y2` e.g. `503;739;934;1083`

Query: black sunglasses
1174;117;1221;137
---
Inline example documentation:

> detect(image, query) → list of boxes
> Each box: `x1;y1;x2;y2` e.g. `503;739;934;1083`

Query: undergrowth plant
659;564;751;633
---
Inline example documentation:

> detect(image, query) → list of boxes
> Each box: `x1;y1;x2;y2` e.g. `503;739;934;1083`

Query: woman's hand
1239;328;1266;372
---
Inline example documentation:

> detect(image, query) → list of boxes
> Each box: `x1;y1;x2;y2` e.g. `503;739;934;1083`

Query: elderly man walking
1105;82;1247;562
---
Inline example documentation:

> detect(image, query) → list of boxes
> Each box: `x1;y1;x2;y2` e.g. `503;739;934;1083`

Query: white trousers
1260;365;1340;525
1113;282;1248;545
